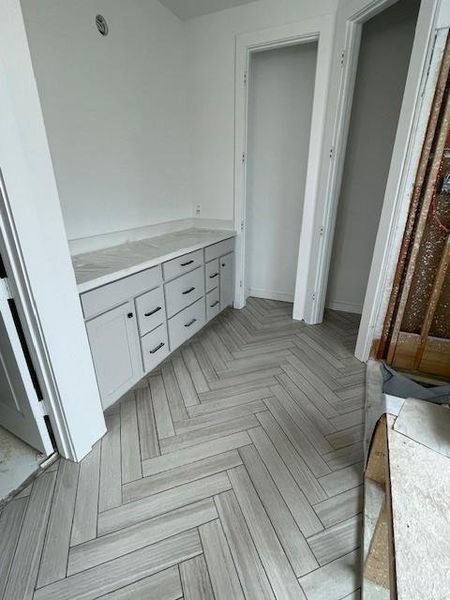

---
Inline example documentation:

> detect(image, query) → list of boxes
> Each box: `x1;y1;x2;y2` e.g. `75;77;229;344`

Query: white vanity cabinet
85;301;142;408
79;233;235;409
220;253;234;310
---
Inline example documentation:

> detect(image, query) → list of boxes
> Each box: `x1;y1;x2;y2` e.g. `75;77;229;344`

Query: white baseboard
69;218;234;256
249;288;294;303
326;300;363;314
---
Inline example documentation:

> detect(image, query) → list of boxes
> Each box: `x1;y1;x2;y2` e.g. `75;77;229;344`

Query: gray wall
246;43;317;301
326;0;420;314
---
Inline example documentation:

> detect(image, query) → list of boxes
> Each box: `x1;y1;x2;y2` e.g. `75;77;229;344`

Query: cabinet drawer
164;267;205;318
206;288;220;322
205;259;219;292
204;237;234;262
141;324;169;374
168;298;205;351
135;287;165;336
163;249;203;281
81;266;162;319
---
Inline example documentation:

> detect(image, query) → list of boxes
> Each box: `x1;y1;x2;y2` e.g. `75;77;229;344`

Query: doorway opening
245;42;318;304
324;0;421;351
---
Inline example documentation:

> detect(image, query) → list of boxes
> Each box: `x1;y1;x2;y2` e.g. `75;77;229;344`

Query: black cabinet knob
127;312;134;319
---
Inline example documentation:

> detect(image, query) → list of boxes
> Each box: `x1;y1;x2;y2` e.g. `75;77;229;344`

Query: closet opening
323;0;421;352
245;41;318;305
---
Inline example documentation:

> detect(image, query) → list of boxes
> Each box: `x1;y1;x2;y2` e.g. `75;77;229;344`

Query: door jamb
0;170;76;459
299;0;445;363
233;16;335;313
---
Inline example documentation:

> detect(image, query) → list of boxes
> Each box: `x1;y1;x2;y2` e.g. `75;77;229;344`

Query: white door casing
298;0;448;362
233;15;336;317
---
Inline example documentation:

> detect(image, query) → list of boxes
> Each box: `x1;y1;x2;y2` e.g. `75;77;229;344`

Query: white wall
186;0;335;223
20;0;191;243
326;0;420;314
246;43;317;301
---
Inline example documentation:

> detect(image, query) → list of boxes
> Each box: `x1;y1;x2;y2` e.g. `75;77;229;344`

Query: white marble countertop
72;228;236;293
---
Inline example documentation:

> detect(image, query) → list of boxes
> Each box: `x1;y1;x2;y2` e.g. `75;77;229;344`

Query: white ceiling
158;0;260;20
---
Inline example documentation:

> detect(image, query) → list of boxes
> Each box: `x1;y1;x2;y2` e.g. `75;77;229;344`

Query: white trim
248;289;294;303
326;300;362;314
299;0;445;363
233;16;335;318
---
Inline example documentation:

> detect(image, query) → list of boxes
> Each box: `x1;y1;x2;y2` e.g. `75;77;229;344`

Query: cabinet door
86;302;142;409
220;252;234;310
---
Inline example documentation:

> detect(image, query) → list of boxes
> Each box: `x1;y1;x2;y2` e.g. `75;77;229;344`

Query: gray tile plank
323;442;364;471
177;400;266;434
37;459;80;587
248;425;323;537
307;514;362;566
4;470;56;600
313;486;363;528
135;385;160;460
319;462;364;497
207;367;283;391
161;362;189;421
172;353;200;407
71;440;101;546
280;364;338;432
285;355;340;417
239;444;318;577
265;396;331;477
196;386;272;408
214;490;275;600
149;373;175;439
99;412;122;512
35;529;202;600
0;497;28;598
142;431;252;477
326;425;364;450
98;472;230;535
160;415;258;454
228;465;306;599
182;345;209;393
298;549;361;600
100;566;182;599
330;409;364;431
271;382;334;453
120;394;142;484
192;340;218;383
199;519;245;600
68;498;216;575
256;410;327;504
179;555;215;600
123;450;242;503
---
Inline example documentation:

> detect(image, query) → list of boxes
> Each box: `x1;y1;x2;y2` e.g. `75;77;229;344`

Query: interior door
0;277;53;454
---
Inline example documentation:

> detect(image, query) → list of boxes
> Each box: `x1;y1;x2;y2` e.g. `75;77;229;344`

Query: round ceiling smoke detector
95;14;108;36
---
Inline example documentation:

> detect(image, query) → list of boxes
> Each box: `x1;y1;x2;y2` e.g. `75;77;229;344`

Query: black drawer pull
149;342;165;355
181;260;194;267
185;318;197;328
144;306;162;317
209;272;219;279
182;287;195;295
210;300;220;308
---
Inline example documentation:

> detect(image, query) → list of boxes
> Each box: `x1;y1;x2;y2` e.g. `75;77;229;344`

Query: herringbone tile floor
0;298;364;600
